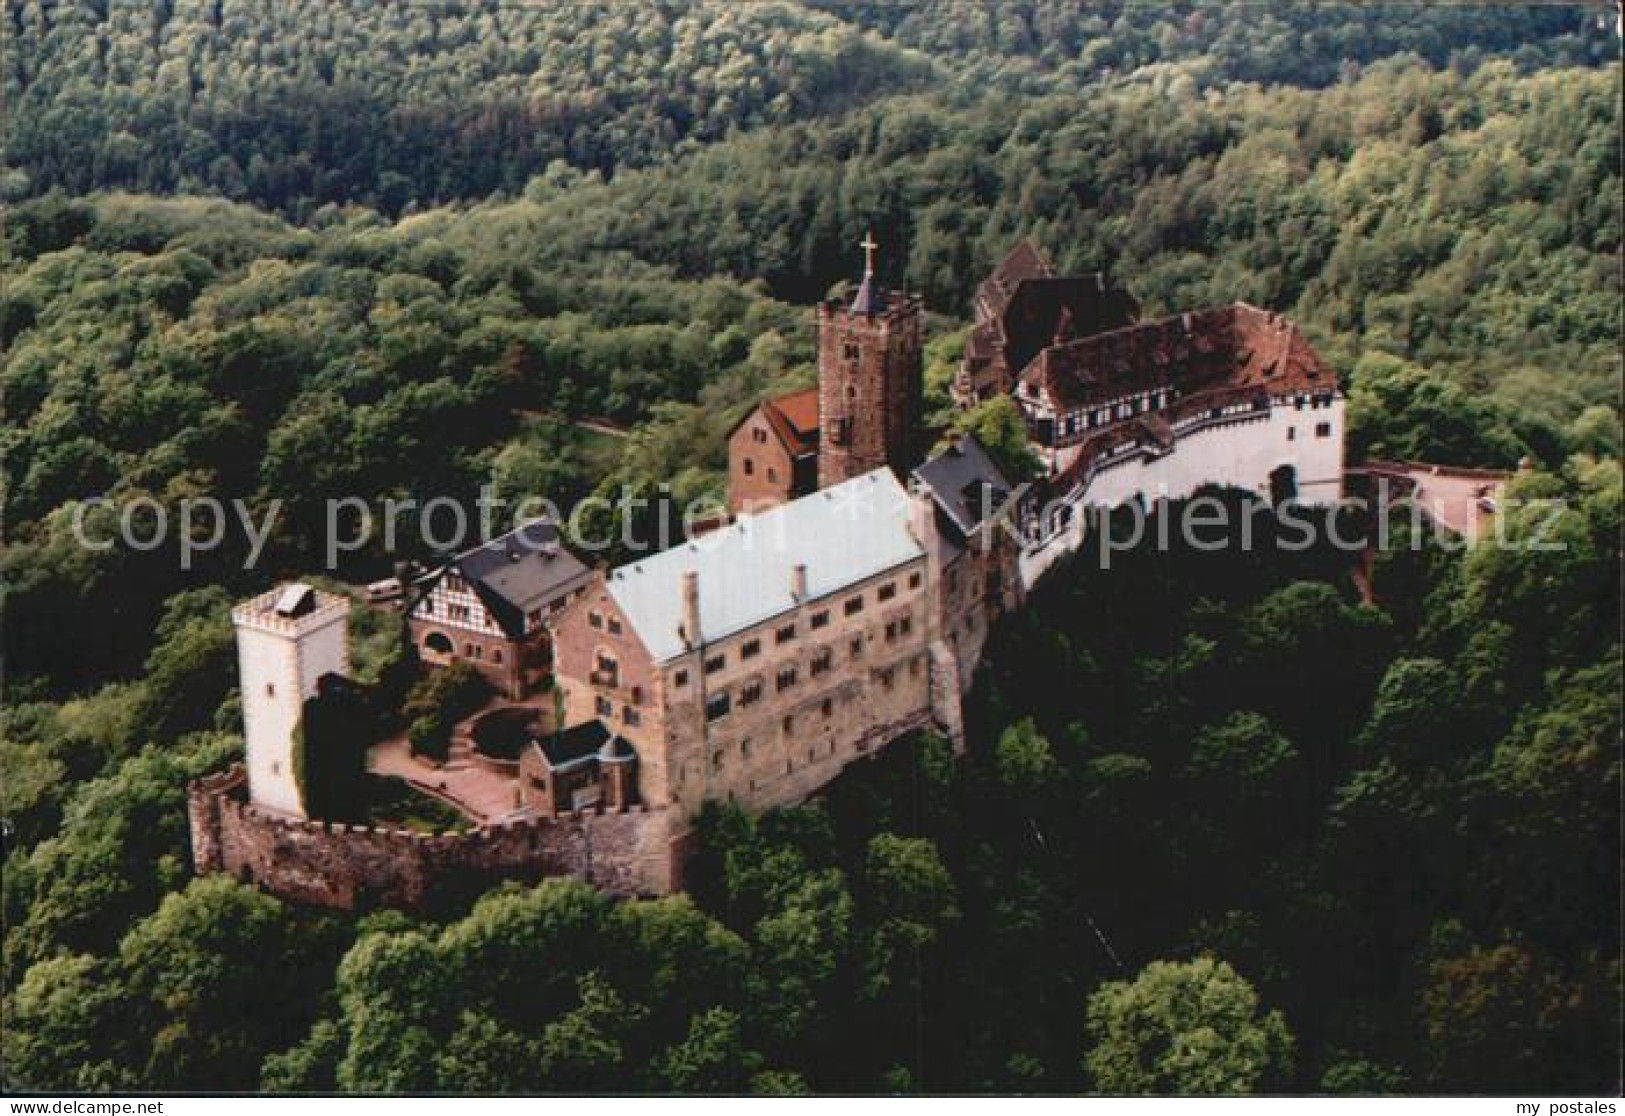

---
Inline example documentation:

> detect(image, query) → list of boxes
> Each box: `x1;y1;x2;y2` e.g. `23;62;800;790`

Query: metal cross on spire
859;229;878;278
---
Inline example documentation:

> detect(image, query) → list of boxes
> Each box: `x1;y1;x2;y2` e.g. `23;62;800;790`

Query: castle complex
190;236;1343;908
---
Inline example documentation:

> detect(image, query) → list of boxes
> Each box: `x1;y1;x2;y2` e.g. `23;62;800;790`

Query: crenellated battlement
231;586;349;638
188;764;675;910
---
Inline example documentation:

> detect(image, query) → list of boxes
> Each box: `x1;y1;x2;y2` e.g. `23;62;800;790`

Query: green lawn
357;774;471;834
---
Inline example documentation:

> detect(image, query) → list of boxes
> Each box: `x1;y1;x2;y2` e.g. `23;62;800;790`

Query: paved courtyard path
366;695;558;824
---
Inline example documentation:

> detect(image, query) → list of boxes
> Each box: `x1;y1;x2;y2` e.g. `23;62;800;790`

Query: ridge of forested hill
4;59;1620;699
810;0;1614;88
473;59;1620;376
4;0;1614;216
2;4;1620;1097
3;0;929;215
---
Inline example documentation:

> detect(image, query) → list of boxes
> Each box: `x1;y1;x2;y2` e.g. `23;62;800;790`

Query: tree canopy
1;0;1618;1095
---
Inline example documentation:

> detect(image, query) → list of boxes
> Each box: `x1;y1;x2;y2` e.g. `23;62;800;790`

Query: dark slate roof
998;275;1141;380
275;583;317;617
537;720;620;770
975;239;1054;321
444;519;591;639
912;434;1015;541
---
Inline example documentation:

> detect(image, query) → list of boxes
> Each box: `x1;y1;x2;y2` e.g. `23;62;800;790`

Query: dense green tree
1;6;1618;1096
1421;941;1616;1094
118;876;331;1090
1;954;138;1092
130;588;237;744
942;395;1045;481
1186;711;1296;798
1084;957;1294;1094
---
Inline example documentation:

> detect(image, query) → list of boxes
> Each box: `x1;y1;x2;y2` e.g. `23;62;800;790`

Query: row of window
419;594;484;627
674;726;844;791
738;458;781;484
1061;390;1336;444
424;593;552;634
1286;423;1335;441
1059;389;1172;436
674;656;928;794
1169;398;1270;433
594;694;641;726
704;639;918;723
686;573;920;681
587;610;623;635
591;614;899;722
421;632;507;665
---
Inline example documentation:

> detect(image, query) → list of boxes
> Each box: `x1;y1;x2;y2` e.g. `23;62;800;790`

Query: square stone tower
232;583;350;818
817;232;923;488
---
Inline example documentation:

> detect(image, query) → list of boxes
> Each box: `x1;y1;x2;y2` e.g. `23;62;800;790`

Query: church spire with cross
816;225;924;488
849;228;883;315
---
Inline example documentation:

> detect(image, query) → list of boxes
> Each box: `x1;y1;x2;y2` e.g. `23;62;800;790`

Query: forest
2;0;1620;1095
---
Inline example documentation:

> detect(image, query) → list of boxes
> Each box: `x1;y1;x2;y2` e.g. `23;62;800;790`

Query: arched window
424;632;453;655
1269;464;1298;505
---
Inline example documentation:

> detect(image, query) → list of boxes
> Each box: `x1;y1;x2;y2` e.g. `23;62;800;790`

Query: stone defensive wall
187;765;674;910
1359;458;1512;483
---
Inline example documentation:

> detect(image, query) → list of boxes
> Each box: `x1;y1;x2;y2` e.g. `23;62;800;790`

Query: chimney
908;488;934;551
791;563;807;601
680;571;701;649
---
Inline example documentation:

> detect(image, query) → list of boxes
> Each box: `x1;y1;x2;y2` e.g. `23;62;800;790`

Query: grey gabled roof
440;519;591;638
912;434;1015;541
607;469;924;663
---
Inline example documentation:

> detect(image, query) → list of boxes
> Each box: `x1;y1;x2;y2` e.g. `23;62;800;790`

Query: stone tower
817;231;923;488
232;583;350;818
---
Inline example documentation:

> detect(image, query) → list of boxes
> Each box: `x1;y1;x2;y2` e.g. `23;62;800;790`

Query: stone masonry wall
189;765;674;911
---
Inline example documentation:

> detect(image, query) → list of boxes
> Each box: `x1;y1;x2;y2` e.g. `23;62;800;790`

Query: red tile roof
1022;303;1332;412
761;387;820;458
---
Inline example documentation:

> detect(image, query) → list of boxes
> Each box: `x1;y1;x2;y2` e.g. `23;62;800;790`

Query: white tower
232;583;350;818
